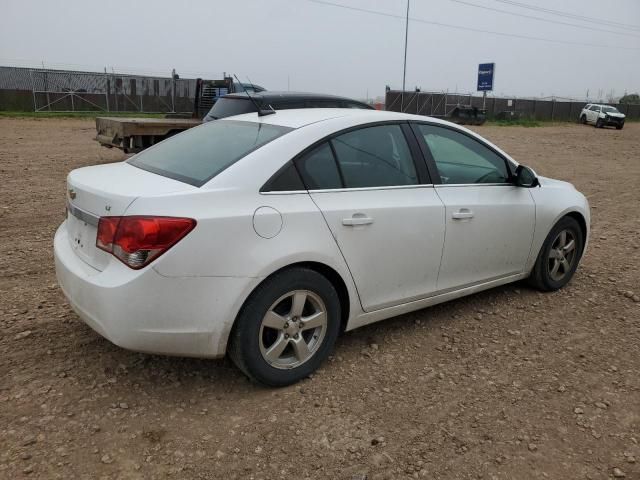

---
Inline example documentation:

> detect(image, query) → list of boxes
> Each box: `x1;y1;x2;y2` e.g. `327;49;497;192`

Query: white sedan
55;109;590;386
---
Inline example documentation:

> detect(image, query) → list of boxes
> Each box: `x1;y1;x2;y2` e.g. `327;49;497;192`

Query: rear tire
228;268;341;387
528;216;584;291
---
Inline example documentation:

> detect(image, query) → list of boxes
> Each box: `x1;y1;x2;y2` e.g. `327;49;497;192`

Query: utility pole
400;0;410;113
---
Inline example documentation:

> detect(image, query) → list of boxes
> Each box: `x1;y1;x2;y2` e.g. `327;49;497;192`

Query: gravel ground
0;118;639;480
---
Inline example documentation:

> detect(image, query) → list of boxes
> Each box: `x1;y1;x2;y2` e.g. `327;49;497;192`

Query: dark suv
203;91;373;122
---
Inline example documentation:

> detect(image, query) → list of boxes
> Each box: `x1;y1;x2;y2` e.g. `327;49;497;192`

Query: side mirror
514;164;539;188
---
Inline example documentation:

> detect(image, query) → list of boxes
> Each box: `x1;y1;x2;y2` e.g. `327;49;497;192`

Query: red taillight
96;216;196;269
96;217;120;252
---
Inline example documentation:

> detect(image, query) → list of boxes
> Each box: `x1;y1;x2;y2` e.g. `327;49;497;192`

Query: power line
494;0;640;32
450;0;640;38
306;0;640;50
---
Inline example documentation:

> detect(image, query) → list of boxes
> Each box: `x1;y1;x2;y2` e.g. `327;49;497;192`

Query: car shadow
66;279;541;397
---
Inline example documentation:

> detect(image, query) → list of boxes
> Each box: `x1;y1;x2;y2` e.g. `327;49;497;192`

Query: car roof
223;108;458;129
223;90;370;104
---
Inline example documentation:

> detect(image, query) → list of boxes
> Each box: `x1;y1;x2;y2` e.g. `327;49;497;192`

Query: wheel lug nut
284;322;289;328
285;334;289;339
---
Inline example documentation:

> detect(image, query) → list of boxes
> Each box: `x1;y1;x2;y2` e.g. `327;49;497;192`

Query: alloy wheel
547;229;577;282
259;290;328;369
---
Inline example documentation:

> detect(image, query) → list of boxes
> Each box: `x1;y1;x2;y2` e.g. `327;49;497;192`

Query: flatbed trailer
95;117;201;154
95;76;241;153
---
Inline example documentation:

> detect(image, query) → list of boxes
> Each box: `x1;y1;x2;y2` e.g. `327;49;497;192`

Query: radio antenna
233;74;275;117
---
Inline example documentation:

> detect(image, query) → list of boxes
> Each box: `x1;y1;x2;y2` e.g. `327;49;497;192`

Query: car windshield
602;106;620;113
128;120;292;187
205;97;257;121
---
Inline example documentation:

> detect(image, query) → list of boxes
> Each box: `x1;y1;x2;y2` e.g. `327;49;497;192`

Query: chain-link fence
385;90;640;121
0;66;197;113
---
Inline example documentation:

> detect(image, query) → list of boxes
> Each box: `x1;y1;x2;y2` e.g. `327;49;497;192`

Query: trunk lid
66;162;195;271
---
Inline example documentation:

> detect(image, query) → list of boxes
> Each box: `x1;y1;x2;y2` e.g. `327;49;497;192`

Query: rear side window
274;101;307;110
307;100;342;108
129;120;292;187
331;124;418;188
342;101;372;109
263;163;305;191
296;143;342;190
207;97;256;119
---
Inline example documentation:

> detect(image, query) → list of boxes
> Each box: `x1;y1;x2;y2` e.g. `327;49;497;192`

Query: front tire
228;268;341;387
579;115;587;124
528;216;584;291
595;118;603;128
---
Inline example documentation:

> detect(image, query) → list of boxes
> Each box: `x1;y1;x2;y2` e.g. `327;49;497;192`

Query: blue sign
477;63;495;91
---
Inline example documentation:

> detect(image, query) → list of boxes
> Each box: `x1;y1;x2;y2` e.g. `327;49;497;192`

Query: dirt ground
0;117;639;480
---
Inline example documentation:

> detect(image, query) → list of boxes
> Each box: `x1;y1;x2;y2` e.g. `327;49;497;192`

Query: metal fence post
29;69;37;112
171;69;176;113
533;99;537;120
105;71;110;112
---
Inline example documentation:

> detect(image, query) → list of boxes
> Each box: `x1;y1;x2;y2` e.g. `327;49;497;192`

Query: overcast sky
1;0;639;100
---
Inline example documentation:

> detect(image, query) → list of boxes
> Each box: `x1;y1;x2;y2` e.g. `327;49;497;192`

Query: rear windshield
128;120;292;187
207;97;257;120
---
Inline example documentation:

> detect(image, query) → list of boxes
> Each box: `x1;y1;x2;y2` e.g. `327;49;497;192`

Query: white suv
579;104;625;129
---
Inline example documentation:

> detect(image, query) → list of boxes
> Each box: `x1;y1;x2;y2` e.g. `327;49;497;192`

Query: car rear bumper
54;222;259;358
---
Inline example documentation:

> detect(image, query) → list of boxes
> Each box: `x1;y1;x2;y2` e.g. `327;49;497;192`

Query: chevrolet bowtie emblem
68;189;76;200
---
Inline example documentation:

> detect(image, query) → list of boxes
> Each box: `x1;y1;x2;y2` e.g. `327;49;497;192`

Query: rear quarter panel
125;188;364;323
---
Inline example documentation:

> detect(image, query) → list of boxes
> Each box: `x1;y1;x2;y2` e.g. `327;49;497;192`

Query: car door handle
342;214;374;226
452;209;474;220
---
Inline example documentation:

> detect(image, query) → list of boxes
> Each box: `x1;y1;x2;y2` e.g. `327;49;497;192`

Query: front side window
590;105;601;112
330;124;418;188
129;120;292;187
414;124;509;184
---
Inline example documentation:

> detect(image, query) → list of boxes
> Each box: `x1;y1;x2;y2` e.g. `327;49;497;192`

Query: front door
295;123;446;311
411;123;535;291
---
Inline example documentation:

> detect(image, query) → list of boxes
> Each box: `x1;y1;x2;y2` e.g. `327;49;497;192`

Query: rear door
412;123;535;291
295;123;446;312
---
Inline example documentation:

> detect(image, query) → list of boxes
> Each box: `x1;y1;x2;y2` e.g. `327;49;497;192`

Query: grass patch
0;111;166;119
